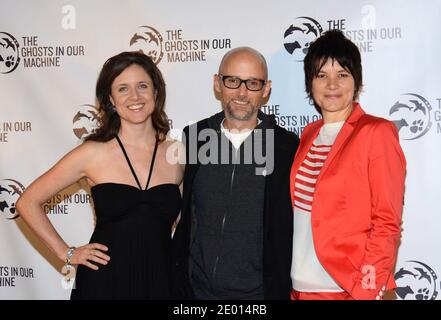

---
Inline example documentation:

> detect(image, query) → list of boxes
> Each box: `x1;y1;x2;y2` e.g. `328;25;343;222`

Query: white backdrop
1;0;440;300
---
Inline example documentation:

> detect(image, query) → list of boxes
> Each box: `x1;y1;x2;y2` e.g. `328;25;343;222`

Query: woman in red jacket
290;30;406;300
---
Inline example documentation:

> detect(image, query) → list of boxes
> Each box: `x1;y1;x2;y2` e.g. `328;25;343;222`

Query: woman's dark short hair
304;29;362;114
85;51;169;142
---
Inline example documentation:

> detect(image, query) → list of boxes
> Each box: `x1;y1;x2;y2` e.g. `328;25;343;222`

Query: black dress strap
145;138;159;190
115;135;142;190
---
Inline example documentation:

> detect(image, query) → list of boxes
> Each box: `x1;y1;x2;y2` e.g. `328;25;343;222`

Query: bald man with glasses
172;47;299;300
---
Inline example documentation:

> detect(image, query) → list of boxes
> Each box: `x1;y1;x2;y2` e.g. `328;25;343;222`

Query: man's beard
224;100;258;121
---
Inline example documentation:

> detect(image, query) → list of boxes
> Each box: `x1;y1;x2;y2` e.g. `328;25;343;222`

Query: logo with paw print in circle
0;32;20;74
72;104;100;139
129;26;164;65
0;179;25;220
395;260;439;300
389;93;432;140
283;17;323;62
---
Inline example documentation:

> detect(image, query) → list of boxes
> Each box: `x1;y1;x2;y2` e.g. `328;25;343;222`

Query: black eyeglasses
218;75;266;91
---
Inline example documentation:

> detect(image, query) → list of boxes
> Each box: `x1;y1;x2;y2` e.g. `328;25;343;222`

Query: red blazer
290;103;406;300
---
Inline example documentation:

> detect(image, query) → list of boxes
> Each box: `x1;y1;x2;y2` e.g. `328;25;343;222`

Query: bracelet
65;246;76;265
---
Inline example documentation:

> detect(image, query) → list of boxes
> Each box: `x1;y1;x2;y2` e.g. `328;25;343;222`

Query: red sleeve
350;121;406;300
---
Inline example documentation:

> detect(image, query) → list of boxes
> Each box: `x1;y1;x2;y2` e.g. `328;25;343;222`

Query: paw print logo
283;17;323;61
72;104;100;139
389;93;432;140
410;119;424;134
395;260;438;300
5;55;14;68
0;31;21;74
415;288;430;300
129;26;164;65
0;178;26;220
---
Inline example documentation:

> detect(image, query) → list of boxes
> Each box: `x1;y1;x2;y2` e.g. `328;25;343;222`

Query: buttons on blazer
375;285;386;300
313;220;320;228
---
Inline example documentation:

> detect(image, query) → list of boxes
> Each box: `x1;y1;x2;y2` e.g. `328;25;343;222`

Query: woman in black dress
16;51;183;299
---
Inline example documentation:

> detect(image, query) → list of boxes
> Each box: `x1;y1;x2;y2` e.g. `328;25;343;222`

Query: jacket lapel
316;103;365;184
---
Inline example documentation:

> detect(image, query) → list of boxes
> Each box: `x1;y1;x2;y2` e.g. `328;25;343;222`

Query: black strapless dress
71;136;181;299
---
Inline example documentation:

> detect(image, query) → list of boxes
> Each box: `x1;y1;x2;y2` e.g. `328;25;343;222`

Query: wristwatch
65;246;76;265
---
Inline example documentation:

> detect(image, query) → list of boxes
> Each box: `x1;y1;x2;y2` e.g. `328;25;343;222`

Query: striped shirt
291;121;345;292
293;144;331;212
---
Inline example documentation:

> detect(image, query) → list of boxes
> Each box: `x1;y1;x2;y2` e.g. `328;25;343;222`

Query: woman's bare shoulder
68;139;116;169
79;139;113;155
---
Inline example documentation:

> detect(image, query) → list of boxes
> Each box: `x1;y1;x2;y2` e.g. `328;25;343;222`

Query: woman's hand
69;243;110;270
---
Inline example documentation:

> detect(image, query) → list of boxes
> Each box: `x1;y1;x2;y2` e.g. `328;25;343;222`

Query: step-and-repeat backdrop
1;0;440;299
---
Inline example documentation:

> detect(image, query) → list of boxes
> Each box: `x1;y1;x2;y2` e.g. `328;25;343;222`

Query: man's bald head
218;47;268;80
